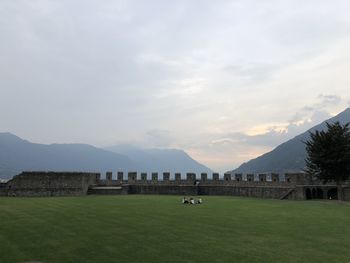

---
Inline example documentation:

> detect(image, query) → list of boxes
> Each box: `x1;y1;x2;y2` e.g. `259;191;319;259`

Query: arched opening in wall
316;188;323;199
312;188;317;199
327;188;338;200
306;188;312;200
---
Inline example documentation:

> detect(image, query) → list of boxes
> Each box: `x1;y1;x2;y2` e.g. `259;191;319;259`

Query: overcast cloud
1;0;350;172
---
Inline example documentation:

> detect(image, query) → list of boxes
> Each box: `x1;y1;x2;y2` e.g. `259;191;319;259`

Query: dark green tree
305;121;350;200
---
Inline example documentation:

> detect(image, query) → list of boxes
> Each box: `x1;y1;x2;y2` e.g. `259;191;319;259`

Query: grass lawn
0;195;350;263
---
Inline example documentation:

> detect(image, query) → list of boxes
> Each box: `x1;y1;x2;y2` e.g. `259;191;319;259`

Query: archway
327;188;338;200
306;188;312;200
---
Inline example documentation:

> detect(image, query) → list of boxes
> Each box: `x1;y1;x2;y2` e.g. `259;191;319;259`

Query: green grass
0;196;350;263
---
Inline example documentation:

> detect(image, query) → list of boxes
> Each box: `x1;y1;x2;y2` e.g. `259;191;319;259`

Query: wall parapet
1;171;349;200
94;171;308;186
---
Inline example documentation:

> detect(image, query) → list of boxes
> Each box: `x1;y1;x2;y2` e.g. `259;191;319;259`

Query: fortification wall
3;171;98;197
128;185;198;195
2;171;349;200
343;187;350;200
197;185;295;199
126;184;294;199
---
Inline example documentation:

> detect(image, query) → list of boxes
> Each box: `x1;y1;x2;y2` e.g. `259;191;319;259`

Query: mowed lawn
0;196;350;263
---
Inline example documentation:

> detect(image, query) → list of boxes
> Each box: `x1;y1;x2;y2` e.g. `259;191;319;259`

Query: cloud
206;103;334;152
1;0;350;172
223;62;278;83
318;94;341;106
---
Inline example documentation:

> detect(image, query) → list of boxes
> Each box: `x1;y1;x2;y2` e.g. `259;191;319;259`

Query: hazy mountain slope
0;133;136;179
105;144;212;175
231;108;350;174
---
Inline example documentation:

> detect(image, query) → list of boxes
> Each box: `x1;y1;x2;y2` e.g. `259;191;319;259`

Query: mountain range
0;133;211;180
231;108;350;174
2;108;349;180
105;144;211;175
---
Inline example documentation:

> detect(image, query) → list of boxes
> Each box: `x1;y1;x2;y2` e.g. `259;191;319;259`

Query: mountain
105;144;212;176
0;133;212;180
231;108;350;174
0;133;137;179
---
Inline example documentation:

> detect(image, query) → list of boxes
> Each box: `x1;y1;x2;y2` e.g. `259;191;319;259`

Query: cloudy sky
1;0;350;172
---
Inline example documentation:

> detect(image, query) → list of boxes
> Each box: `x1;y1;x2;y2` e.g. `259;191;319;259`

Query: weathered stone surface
247;174;254;182
128;172;137;184
1;171;349;201
212;173;219;181
224;173;231;183
163;172;170;181
175;173;181;182
152;172;158;182
2;171;98;197
141;172;147;181
235;174;242;182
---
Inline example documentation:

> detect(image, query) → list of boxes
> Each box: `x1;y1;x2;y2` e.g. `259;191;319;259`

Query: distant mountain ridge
0;133;136;179
0;133;211;179
230;108;350;174
105;144;212;175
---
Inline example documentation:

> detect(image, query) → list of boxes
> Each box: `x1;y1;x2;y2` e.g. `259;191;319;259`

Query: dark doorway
327;188;338;200
306;188;312;200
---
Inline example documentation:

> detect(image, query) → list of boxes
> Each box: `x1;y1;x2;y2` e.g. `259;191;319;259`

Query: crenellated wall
1;171;349;200
100;171;307;186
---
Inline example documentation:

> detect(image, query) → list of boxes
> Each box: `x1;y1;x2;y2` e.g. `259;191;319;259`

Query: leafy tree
304;121;350;200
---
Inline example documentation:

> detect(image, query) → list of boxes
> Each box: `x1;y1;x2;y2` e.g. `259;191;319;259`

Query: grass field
0;196;349;263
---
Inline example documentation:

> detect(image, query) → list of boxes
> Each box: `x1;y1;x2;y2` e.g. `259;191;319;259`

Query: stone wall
126;185;294;199
128;185;198;195
3;171;98;197
343;187;350;201
1;171;349;200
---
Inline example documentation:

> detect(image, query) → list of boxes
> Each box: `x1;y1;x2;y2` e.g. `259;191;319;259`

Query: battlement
96;171;310;186
2;171;348;200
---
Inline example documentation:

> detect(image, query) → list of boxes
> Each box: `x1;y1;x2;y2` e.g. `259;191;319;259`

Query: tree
304;121;350;200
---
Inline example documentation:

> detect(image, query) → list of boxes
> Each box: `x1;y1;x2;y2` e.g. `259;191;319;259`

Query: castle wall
343;187;350;201
198;185;294;199
123;184;294;199
3;171;98;197
1;171;349;201
128;185;198;195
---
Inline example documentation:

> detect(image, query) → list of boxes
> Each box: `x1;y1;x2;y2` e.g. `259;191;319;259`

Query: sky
1;0;350;172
